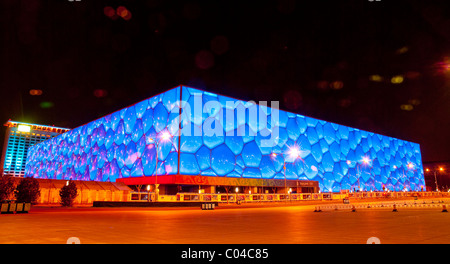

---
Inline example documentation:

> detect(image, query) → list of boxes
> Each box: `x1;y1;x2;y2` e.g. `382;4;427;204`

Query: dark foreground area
1;199;450;244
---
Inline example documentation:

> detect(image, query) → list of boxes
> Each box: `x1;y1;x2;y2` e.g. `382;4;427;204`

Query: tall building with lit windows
1;121;70;177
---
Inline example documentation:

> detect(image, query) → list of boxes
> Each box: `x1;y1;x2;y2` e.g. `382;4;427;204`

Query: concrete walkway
1;197;450;244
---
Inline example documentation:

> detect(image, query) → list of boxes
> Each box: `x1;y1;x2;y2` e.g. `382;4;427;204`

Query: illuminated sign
17;125;31;133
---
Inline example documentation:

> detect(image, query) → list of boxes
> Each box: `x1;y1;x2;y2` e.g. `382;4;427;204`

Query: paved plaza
1;199;450;244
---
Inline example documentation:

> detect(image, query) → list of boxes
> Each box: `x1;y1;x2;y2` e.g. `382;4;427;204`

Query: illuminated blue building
25;86;425;193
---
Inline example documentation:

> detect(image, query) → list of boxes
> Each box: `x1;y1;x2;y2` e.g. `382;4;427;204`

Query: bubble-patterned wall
25;85;425;192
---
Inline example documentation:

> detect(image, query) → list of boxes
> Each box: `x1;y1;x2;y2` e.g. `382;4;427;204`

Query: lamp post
271;153;285;202
283;159;287;202
271;146;303;203
355;157;370;193
426;167;444;192
406;162;416;193
147;131;172;202
271;153;287;203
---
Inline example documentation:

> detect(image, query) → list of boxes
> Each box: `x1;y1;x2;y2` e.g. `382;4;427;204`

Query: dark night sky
1;0;450;162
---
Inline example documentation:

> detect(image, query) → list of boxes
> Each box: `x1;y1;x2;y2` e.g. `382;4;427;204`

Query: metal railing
160;192;346;203
129;191;450;203
347;191;450;199
315;198;450;211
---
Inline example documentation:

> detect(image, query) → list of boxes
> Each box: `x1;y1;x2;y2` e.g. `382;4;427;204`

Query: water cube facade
25;85;425;192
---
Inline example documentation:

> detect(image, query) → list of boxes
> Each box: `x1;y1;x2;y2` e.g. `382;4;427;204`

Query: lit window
17;125;31;132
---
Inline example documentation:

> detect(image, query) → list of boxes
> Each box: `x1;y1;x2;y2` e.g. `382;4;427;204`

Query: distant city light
400;104;413;111
210;35;230;55
396;46;409;54
117;6;132;20
29;89;43;96
103;6;117;19
435;57;450;74
369;75;383;82
408;99;421;106
40;101;54;109
391;75;404;84
317;80;329;90
195;50;215;70
93;89;108;98
331;81;344;90
405;71;421;79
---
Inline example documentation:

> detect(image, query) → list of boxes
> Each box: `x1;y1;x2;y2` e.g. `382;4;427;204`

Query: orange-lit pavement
1;201;450;244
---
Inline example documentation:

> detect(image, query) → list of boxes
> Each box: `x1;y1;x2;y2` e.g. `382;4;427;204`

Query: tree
60;181;78;207
15;177;41;203
0;176;16;201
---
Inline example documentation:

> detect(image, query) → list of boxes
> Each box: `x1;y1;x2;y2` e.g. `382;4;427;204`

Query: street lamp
271;152;288;202
356;156;370;193
147;131;172;201
271;146;303;203
426;167;444;192
405;162;417;193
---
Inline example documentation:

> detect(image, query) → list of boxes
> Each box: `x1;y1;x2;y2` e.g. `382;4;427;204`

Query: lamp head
362;157;370;164
160;131;171;141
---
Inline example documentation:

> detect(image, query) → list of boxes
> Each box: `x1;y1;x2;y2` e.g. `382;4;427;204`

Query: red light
104;6;118;20
29;89;43;96
210;35;229;55
93;89;108;98
331;81;344;90
195;50;214;70
435;57;450;74
317;81;328;91
117;6;132;20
